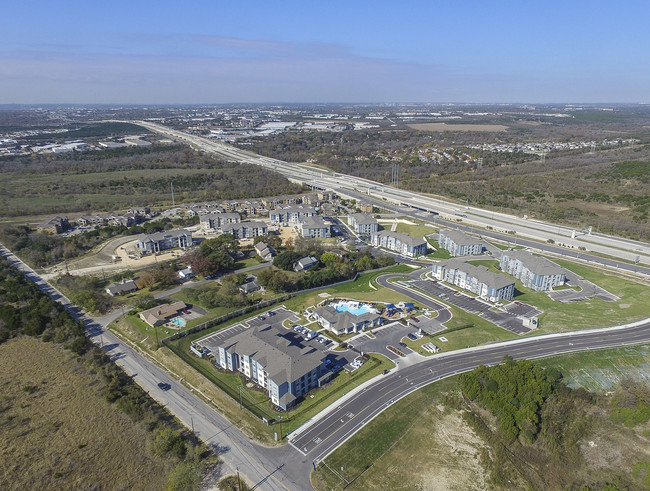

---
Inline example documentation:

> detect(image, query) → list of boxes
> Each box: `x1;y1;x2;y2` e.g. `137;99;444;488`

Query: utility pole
238;385;243;409
237;466;242;491
279;416;283;440
171;182;175;207
154;325;159;348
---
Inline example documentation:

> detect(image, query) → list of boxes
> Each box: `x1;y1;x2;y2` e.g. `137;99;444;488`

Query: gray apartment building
432;258;515;302
216;325;331;410
298;216;331;238
221;221;268;239
499;250;566;291
347;213;379;235
269;206;316;225
199;212;241;233
136;229;193;254
371;230;427;257
438;229;483;256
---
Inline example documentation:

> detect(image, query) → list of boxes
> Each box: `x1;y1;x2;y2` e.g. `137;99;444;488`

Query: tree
320;251;339;266
201;234;238;256
273;251;303;271
136;272;155;289
184;249;219;277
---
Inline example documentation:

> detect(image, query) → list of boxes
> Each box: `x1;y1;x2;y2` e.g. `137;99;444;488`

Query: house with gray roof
139;301;187;327
499;250;566;291
216;325;331;409
105;279;138;296
294;256;319;272
371;230;427;257
438;229;483;256
254;241;276;261
432;259;515;302
348;213;378;235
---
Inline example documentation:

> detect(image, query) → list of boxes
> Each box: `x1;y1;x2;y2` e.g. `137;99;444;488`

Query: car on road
157;382;171;391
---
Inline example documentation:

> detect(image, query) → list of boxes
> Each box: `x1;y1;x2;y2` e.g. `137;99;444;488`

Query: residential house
254;241;276;261
294;256;319;272
105;280;138;296
371;230;427;257
178;266;194;280
37;216;70;234
139;301;187;327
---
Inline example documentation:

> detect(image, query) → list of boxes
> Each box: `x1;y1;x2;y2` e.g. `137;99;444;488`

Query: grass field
0;337;173;490
394;220;438;239
539;344;650;393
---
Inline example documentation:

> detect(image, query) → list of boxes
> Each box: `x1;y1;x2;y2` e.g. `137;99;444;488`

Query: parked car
410;316;419;322
267;311;275;316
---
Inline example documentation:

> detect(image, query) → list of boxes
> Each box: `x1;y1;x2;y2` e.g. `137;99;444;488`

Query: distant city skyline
2;1;648;104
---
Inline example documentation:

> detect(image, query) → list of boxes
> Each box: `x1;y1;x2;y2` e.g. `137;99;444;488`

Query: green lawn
394;220;438;238
425;239;452;259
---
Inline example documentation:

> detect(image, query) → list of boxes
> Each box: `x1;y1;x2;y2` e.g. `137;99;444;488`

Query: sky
1;0;648;104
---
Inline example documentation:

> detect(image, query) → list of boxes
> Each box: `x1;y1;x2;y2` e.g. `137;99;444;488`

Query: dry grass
0;337;172;490
408;123;509;132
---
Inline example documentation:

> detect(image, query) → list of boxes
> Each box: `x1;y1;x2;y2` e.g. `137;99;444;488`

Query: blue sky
1;1;648;104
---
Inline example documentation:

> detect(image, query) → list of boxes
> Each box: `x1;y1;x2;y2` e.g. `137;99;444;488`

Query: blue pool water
171;317;186;327
335;304;370;316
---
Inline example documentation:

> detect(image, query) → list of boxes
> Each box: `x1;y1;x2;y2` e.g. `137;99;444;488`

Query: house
254;241;276;261
239;280;262;294
298;216;330;238
216;325;332;410
136;229;193;255
269;206;316;225
438;229;484;256
432;259;515;302
294;256;319;272
37;216;70;234
199;212;241;233
220;221;268;239
347;213;378;235
139;301;187;327
371;230;427;257
105;280;138;296
499;250;566;291
76;214;107;227
178;266;194;280
313;305;384;335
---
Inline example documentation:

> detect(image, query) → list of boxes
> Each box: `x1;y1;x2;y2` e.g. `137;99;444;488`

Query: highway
133;120;650;268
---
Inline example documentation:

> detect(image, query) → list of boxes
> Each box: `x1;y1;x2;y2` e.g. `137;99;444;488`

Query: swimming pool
170;317;186;327
332;300;378;316
335;304;370;315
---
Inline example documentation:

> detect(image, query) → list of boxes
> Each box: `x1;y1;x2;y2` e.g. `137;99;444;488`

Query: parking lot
197;306;299;352
547;277;619;303
348;321;421;360
408;279;536;335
